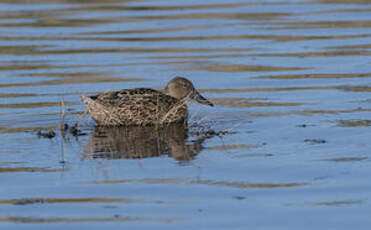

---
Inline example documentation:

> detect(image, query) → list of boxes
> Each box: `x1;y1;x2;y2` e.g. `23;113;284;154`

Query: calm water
0;0;371;229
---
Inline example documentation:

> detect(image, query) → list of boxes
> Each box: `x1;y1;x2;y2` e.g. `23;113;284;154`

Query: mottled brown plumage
80;77;213;126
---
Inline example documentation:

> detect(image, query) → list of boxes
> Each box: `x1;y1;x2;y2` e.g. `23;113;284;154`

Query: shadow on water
83;123;212;162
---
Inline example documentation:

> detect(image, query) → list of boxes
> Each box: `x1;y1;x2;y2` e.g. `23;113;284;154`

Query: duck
80;76;213;126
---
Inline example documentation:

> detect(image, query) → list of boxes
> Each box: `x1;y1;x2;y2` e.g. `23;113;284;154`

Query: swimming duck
80;76;213;126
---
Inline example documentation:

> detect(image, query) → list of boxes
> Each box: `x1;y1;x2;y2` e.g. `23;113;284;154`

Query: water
0;0;370;229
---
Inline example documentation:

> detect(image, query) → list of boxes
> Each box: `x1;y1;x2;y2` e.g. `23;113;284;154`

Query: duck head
164;77;213;106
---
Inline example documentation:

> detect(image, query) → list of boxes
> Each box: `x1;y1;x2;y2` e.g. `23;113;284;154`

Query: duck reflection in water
84;123;212;162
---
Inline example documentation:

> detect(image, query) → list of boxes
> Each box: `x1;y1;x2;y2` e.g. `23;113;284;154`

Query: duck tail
79;94;121;126
79;94;91;105
79;94;103;112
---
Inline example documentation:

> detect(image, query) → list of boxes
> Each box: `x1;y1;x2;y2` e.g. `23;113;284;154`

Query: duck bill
192;91;214;107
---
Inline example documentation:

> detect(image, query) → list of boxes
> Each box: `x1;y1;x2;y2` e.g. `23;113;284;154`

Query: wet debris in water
187;122;236;138
36;129;56;139
59;98;86;137
233;196;246;200
188;129;236;138
62;123;69;132
69;123;86;137
13;199;45;205
35;123;86;139
61;122;87;137
304;139;327;144
296;124;315;128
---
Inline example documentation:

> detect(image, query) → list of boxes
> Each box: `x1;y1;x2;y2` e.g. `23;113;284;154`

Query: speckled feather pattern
80;88;188;126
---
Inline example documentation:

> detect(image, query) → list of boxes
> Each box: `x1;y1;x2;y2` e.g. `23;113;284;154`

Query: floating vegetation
304;139;327;144
36;129;56;139
296;124;316;128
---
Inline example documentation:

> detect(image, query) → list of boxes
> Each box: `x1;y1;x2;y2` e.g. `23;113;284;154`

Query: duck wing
91;88;177;108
